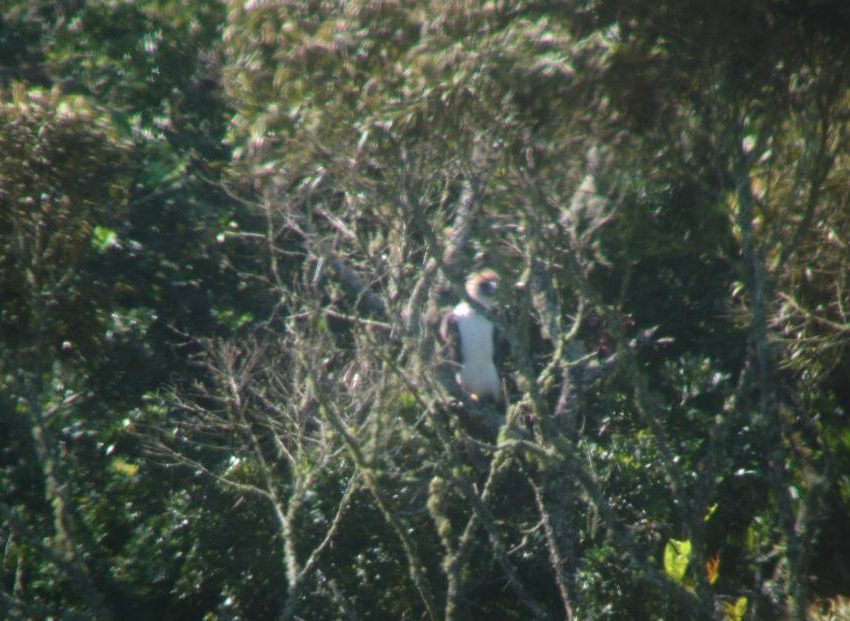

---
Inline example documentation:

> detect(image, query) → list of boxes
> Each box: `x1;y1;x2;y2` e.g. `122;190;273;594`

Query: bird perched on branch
439;269;504;404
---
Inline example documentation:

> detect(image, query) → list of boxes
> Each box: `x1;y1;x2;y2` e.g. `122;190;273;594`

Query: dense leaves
2;1;850;620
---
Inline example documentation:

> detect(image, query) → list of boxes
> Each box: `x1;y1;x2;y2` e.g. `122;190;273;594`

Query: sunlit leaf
663;538;692;584
705;553;720;585
722;596;748;621
92;225;119;251
111;458;139;477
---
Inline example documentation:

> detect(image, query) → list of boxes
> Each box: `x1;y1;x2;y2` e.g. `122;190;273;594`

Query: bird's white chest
453;303;500;400
455;303;494;362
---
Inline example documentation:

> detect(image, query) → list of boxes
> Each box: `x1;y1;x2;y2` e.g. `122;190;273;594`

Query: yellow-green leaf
722;596;747;621
111;458;139;477
746;523;758;553
92;225;119;251
663;538;692;584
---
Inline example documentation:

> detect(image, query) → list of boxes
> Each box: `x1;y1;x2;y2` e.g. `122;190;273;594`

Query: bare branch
526;472;574;621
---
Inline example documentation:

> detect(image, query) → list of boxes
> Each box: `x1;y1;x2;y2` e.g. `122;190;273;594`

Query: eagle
439;269;504;404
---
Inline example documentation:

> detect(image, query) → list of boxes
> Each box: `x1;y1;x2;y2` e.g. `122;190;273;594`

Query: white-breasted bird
439;269;503;403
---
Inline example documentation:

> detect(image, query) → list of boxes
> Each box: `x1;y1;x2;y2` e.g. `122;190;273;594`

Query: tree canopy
3;1;850;619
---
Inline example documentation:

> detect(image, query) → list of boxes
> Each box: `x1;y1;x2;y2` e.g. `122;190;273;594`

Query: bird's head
466;269;500;309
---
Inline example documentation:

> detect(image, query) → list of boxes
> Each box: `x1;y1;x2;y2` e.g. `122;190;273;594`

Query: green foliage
664;538;692;585
3;1;850;620
723;596;749;621
91;225;119;252
0;84;128;354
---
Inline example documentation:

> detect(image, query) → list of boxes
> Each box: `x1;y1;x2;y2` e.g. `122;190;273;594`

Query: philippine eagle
439;269;504;403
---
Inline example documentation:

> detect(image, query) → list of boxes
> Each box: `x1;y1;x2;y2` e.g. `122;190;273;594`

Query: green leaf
663;538;692;584
92;225;119;251
111;457;139;477
396;390;418;411
722;596;747;621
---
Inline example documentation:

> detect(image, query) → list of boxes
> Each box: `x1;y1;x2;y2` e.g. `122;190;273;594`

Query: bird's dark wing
489;305;511;371
439;310;462;365
437;310;467;402
493;323;509;371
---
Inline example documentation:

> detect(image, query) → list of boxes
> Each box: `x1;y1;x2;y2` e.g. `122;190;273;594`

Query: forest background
3;1;850;619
